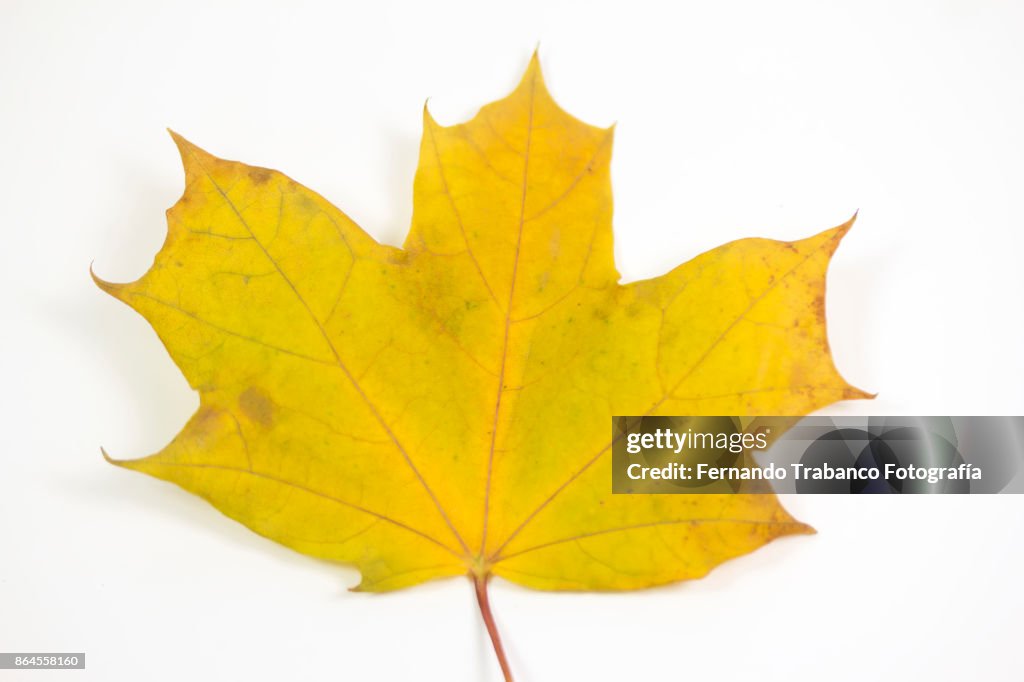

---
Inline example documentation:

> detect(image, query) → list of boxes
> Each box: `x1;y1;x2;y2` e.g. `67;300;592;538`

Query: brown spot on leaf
194;406;221;429
812;294;826;318
239;386;274;427
248;167;273;185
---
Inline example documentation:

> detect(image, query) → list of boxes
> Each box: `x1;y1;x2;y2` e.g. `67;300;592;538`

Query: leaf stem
474;574;514;682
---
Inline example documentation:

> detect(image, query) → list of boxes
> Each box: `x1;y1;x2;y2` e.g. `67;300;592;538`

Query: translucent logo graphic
612;416;1024;494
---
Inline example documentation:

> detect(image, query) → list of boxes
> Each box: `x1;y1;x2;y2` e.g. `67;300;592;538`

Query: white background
2;1;1023;680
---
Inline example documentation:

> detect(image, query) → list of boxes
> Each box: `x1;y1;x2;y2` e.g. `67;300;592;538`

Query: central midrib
479;70;538;556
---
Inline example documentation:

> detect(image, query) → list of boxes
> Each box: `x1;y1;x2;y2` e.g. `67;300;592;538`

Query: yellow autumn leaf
95;54;868;679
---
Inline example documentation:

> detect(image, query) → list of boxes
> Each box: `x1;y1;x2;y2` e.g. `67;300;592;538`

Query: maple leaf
94;54;868;680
